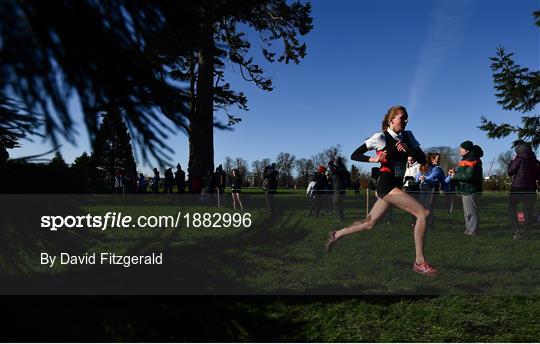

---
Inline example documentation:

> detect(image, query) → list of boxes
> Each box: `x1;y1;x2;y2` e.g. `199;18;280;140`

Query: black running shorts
376;172;402;199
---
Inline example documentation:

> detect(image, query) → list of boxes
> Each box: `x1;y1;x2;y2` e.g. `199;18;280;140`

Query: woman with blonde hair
325;105;437;276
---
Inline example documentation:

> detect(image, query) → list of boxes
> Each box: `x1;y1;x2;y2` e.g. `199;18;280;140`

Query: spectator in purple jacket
507;141;540;240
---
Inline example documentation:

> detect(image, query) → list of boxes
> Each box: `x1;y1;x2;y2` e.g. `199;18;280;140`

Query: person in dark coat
215;164;227;207
151;168;160;193
175;164;186;194
447;141;483;236
137;173;147;193
309;165;328;218
163;168;174;194
328;157;349;222
230;168;243;210
507;141;540;239
263;163;279;216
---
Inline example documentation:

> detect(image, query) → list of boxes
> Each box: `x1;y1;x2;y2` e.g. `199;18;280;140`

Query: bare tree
310;152;325;167
251;160;264;187
496;150;513;176
312;144;348;168
234;157;249;178
223;156;234;175
295;158;315;187
275;152;296;187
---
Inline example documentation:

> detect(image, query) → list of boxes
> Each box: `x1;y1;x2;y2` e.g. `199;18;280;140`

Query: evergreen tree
72;152;93;170
72;151;99;193
92;112;137;190
174;1;313;178
0;96;39;164
1;2;203;164
479;10;540;149
48;152;68;170
1;2;312;175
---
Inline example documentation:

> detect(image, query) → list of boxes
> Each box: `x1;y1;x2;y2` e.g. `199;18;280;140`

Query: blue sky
10;0;540;175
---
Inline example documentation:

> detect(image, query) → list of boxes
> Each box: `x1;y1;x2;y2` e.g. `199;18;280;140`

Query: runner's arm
351;144;370;162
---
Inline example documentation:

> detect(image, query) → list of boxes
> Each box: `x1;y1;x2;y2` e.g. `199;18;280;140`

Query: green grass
13;191;536;294
1;191;539;340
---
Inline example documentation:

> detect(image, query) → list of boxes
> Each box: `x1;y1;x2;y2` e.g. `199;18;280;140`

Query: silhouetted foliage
166;1;313;178
92;112;137;192
72;151;101;193
0;97;40;164
0;160;87;193
0;1;209;165
1;1;312;176
48;152;68;170
479;11;540;149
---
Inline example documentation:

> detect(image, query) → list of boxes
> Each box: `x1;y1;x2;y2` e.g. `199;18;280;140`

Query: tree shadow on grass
0;202;320;294
0;195;105;274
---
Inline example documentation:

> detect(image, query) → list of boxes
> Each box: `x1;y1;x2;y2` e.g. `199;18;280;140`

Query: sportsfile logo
40;211;253;231
40;212;181;231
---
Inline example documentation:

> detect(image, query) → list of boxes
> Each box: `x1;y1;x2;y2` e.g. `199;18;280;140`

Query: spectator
403;155;421;226
328;157;349;222
175;164;186;194
216;164;227;207
263;163;279;217
137;173;147;193
447;141;483;236
403;156;421;195
308;165;328;218
507;141;540;240
230;168;243;211
417;153;447;231
163;168;174;194
200;169;216;204
151;168;160;193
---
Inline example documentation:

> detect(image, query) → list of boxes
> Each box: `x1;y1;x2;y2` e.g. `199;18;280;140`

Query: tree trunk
189;20;214;182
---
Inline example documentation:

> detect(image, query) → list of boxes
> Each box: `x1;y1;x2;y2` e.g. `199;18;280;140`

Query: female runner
325;105;438;276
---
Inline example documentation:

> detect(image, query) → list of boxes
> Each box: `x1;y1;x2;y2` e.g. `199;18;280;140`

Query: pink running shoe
413;262;438;276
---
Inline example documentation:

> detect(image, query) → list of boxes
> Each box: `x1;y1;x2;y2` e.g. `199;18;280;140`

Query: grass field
0;190;539;340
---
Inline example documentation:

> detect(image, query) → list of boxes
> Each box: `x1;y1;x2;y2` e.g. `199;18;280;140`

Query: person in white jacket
403;156;421;192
